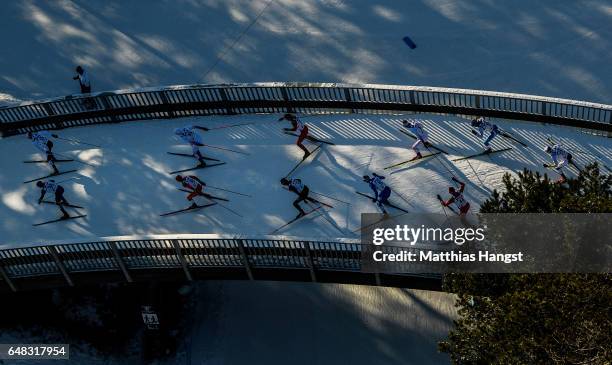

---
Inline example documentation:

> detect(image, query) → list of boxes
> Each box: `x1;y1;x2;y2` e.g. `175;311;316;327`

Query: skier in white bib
440;177;470;216
402;120;429;159
544;145;573;183
174;125;207;166
281;177;311;218
36;180;70;219
176;174;208;208
279;113;311;159
471;117;499;152
363;173;391;214
27;130;60;174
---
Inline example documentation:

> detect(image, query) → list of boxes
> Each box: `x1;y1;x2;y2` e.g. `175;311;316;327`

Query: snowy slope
1;113;610;248
1;0;612;104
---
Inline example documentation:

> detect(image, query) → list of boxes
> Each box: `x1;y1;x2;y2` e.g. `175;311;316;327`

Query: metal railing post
0;263;17;292
47;246;73;287
172;240;192;281
109;242;133;283
160;91;176;119
280;87;293;113
303;241;317;283
218;88;235;115
236;239;254;280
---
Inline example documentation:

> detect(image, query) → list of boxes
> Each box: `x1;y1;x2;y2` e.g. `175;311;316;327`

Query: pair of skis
167;152;226;174
283;131;335;145
33;201;87;226
452;147;513;162
355;192;409;213
383;151;442;170
397;128;448;154
22;159;78;184
284;143;323;177
270;187;339;234
160;202;218;217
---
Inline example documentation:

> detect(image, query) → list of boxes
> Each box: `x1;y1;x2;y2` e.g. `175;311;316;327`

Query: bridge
0;82;610;292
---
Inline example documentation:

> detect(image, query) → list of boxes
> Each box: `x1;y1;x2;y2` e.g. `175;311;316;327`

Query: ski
33;214;87;226
168;162;226;175
398;129;448;154
269;206;323;234
23;159;74;164
285;144;322;177
500;131;528;147
41;201;84;209
284;132;335;145
383;152;442;170
355;191;409;213
281;187;334;208
353;211;407;233
177;188;229;202
23;169;78;184
197;122;254;131
306;197;333;209
452;147;512;162
437;194;457;215
166;152;220;161
160;202;217;217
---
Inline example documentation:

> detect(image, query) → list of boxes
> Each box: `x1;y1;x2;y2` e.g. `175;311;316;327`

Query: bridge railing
1;82;611;137
0;234;442;292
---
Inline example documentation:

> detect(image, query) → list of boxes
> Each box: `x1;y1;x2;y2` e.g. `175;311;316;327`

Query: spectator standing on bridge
73;66;91;94
73;66;94;109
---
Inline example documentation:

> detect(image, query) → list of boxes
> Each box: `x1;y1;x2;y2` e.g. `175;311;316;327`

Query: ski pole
56;136;101;148
200;122;255;131
201;144;250;156
203;196;243;218
55;152;97;167
206;185;252;197
309;191;350;205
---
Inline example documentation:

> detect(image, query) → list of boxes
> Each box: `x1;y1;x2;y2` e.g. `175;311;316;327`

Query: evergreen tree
439;163;612;364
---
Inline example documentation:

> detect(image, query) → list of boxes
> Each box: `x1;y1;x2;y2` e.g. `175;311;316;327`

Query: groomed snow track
0;83;610;292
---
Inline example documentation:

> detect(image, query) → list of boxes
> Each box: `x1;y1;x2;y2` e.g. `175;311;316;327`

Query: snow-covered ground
1;113;610;248
2;0;612;105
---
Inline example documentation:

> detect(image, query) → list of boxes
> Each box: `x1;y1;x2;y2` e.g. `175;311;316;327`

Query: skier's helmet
36;181;45;188
76;65;83;74
471;119;479;127
175;175;184;182
449;186;456;194
362;175;371;182
280;178;290;185
27;132;33;139
543;146;552;154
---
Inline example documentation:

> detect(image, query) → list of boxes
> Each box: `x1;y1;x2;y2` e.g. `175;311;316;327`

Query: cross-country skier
440;177;470;216
174;125;207;166
36;180;70;219
176;175;207;208
279;113;310;159
363;173;391;214
543;145;573;183
280;177;310;218
27;130;60;174
402;120;429;159
471;117;499;152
